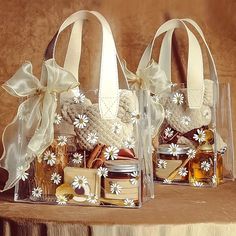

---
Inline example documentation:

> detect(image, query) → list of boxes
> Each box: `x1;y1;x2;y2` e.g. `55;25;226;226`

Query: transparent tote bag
0;10;153;208
134;19;234;187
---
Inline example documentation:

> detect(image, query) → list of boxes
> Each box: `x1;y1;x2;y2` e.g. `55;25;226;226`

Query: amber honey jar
189;142;223;186
154;144;190;184
101;160;140;207
29;134;76;202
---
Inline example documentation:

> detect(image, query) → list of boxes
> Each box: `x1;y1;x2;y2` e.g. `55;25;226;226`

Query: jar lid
158;144;189;155
199;142;213;152
104;160;139;173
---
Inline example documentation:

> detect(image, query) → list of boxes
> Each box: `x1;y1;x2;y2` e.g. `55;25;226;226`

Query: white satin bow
122;60;172;138
0;59;78;191
123;59;170;94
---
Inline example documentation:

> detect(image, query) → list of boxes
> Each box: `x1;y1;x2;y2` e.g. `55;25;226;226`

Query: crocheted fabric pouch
136;19;234;187
2;11;154;208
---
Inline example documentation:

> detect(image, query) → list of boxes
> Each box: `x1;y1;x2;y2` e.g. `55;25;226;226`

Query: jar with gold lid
189;142;223;187
154;144;190;184
101;160;140;207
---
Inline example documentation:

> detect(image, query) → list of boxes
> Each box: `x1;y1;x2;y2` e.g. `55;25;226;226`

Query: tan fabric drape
1;182;236;236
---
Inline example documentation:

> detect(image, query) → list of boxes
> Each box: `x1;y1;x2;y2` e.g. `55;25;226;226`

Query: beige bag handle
45;10;127;119
159;18;218;96
138;19;205;109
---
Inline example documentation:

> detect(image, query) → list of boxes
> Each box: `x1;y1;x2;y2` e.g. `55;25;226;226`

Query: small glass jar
28;134;76;202
189;142;223;186
154;144;190;184
101;160;140;207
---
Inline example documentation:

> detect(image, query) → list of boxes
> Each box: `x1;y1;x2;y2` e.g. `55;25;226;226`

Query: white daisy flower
164;127;174;138
181;116;191;126
124;137;136;149
87;132;98;145
152;95;160;103
172;92;184;105
201;160;211;172
131;111;140;124
32;187;43;198
51;172;62;185
193;129;206;143
112;122;122;134
54;113;62;125
97;167;108;178
178;167;188;177
165;109;172;119
72;175;88;189
124;198;135;207
16;166;29;181
56;195;68;205
43;150;57;166
110;183;122;195
193;181;204;187
104;146;119;160
73;114;89;129
157;159;167;169
57;136;67;146
168;143;179;156
73;90;85;104
212;175;217;184
163;179;172;184
18;106;29;121
187;149;196;159
87;193;98;204
203;110;210;120
130;171;139;185
72;153;83;165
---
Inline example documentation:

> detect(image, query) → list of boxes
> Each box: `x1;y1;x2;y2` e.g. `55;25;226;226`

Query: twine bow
0;59;78;191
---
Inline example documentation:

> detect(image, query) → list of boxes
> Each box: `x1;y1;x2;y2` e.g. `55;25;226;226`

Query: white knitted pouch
61;89;138;151
164;79;214;134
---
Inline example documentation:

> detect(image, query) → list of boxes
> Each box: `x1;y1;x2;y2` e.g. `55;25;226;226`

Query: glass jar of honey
189;142;223;186
101;160;140;207
154;144;190;184
28;134;76;202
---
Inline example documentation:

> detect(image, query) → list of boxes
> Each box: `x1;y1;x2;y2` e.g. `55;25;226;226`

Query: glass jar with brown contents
154;144;190;184
101;160;140;207
29;134;76;202
189;142;223;186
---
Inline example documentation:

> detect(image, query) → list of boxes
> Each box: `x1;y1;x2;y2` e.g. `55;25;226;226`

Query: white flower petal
110;183;122;195
104;146;119;160
32;187;43;198
168;143;179;157
73;114;89;129
172;92;184;105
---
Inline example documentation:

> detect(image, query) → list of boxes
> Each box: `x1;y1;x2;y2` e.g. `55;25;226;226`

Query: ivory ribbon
0;59;78;191
123;59;170;94
122;59;171;137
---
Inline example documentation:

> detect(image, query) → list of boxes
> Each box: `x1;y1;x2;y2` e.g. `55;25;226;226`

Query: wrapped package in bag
0;10;154;208
125;19;234;187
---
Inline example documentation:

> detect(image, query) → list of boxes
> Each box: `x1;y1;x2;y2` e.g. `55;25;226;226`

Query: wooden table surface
1;182;236;236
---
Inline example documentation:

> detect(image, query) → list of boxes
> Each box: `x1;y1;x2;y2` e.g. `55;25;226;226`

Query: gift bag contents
131;18;234;187
153;83;227;187
13;71;148;208
0;11;153;208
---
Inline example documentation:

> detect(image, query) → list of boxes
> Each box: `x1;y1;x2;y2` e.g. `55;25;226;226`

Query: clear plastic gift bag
130;19;235;187
0;10;153;208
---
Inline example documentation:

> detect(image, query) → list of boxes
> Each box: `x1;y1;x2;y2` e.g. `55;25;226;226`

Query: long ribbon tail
0;98;40;191
150;100;165;138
